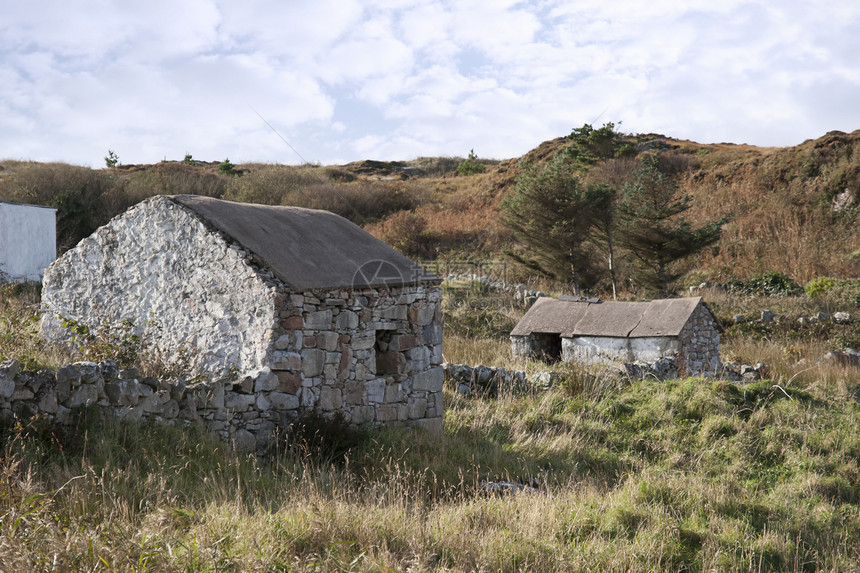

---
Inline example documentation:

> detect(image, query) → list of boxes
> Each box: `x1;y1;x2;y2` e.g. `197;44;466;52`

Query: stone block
118;368;139;380
75;362;101;384
345;379;365;405
0;360;20;382
422;324;443;346
407;346;430;371
57;365;81;388
301;349;326;377
64;384;98;409
409;303;436;326
254;368;279;392
413;416;444;437
232;429;256;453
162;400;179;419
366;378;385;403
336;310;359;330
319;386;343;411
274;334;292;350
389;334;417;352
0;376;14;399
408;397;428;419
282;315;303;330
381;305;407;321
338;347;353;381
99;360;120;382
323;364;338;380
272;351;302;371
303;335;317;348
376;404;399;422
319;331;339;351
225;392;256;410
234;376;254;394
104;379;141;406
352;332;376;350
37;390;59;414
304;310;333;330
269;392;300;410
207;383;225;409
432;391;444;414
300;387;317;408
11;387;34;401
276;371;301;394
430;344;443;365
384;383;402;403
255;393;271;411
350;405;375;424
412;368;444;392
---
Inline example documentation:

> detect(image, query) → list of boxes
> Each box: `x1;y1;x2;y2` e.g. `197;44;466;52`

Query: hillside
1;128;858;290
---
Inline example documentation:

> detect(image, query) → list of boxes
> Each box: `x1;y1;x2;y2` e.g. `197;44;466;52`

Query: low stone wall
0;357;438;452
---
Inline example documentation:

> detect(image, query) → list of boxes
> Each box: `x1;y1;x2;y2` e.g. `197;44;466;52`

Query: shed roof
170;195;440;290
511;296;716;338
0;200;58;212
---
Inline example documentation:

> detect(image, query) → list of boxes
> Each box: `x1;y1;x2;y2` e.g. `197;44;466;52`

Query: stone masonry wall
264;284;444;435
676;303;721;376
41;197;276;379
0;354;442;453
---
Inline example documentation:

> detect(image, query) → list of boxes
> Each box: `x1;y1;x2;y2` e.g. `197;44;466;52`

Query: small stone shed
0;201;57;282
511;296;722;375
41;195;444;433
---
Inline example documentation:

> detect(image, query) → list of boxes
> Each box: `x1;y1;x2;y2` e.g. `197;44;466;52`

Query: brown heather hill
0;129;858;285
367;129;860;285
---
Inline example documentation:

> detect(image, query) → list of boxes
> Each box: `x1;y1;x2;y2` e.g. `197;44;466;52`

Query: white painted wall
0;202;57;282
562;336;681;365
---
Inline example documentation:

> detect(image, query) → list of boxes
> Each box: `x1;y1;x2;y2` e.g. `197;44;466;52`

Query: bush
725;271;803;297
805;276;836;298
457;149;486;176
218;158;235;174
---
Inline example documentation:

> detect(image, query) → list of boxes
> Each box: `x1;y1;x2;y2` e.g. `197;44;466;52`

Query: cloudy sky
2;1;859;167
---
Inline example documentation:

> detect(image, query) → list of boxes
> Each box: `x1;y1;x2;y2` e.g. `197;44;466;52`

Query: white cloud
1;0;859;165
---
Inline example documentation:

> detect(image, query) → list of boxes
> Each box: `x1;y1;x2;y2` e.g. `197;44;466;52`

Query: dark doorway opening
532;332;562;362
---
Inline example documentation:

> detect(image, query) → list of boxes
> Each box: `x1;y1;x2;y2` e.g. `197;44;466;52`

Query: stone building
511;296;722;376
41;195;444;435
0;201;57;282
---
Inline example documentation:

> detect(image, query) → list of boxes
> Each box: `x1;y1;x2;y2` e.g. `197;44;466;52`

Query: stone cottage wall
41;197;276;379
264;284;444;435
676;303;721;376
561;335;681;365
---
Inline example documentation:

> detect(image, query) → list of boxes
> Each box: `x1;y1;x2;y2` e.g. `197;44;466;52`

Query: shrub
218;158;235;174
368;210;434;258
805;276;836;298
457;149;486;176
104;150;119;168
726;271;803;297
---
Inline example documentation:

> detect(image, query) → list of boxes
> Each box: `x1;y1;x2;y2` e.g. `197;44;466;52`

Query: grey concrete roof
511;296;714;338
171;195;440;290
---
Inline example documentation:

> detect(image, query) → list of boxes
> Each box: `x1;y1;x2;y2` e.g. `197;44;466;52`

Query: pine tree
501;155;607;293
617;157;728;295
